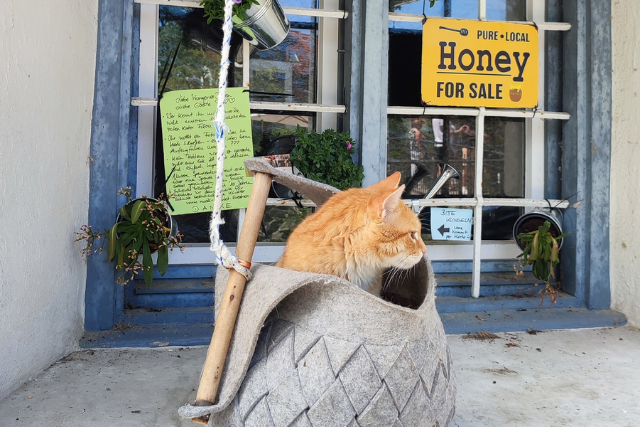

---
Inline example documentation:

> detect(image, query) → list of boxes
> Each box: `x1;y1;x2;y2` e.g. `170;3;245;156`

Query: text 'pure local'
422;18;539;108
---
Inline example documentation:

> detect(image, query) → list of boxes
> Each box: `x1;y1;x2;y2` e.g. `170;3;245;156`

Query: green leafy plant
75;187;184;286
517;220;568;303
290;125;364;191
200;0;259;23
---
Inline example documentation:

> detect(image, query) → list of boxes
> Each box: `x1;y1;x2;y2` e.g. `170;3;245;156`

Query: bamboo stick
192;172;272;423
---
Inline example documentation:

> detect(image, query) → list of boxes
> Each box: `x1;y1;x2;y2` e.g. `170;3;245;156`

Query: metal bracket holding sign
422;18;539;108
430;208;473;241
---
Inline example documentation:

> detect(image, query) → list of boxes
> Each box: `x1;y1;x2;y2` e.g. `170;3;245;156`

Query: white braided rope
208;0;251;280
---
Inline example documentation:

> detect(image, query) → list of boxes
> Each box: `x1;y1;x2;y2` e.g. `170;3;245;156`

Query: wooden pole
192;172;272;423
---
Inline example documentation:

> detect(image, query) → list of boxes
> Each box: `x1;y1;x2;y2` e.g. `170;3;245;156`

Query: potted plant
200;0;290;50
290;125;365;191
75;187;184;286
515;218;568;303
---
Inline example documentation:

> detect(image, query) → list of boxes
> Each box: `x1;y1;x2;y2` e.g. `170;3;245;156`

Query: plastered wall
611;0;640;327
0;1;97;399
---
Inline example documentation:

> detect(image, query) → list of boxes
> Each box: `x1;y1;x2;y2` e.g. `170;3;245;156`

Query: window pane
252;113;316;243
389;0;525;21
251;113;315;155
157;6;244;243
158;7;244;92
388;116;476;198
280;0;317;8
388;0;525;107
248;25;317;104
387;115;524;239
483;117;525;198
487;0;526;21
259;206;312;242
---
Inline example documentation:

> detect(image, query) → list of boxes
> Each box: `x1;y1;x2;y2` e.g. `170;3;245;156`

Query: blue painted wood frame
84;0;614;332
545;0;563;200
85;0;134;331
356;1;389;187
560;0;612;309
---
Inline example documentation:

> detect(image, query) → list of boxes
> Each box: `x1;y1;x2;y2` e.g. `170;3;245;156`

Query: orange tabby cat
276;172;427;295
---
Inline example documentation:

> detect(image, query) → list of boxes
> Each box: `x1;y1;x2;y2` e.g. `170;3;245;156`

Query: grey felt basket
179;158;456;426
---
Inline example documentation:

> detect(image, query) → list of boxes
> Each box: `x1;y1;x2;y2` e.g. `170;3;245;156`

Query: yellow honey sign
422;18;538;108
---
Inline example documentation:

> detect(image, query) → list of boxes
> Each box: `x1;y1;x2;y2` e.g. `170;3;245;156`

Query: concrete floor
0;327;638;426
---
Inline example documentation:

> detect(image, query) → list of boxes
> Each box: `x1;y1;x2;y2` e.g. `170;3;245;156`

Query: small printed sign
430;208;473;241
422;18;538;108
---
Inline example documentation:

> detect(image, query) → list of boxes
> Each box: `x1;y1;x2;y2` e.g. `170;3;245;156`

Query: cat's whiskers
381;254;421;292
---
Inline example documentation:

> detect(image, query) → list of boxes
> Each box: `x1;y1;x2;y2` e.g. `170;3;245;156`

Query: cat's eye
410;231;417;241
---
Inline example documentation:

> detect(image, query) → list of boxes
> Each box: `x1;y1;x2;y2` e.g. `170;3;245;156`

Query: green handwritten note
159;88;254;215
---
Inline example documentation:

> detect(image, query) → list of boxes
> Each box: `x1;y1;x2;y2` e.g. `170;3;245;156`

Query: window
134;0;347;265
375;0;571;296
132;0;571;297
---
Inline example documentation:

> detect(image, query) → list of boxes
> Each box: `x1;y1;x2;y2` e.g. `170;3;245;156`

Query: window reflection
389;0;525;21
387;0;527;240
154;4;322;243
388;116;524;198
158;7;244;92
387;116;524;239
248;27;316;104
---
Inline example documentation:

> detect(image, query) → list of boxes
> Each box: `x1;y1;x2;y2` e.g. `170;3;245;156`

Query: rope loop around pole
207;0;251;281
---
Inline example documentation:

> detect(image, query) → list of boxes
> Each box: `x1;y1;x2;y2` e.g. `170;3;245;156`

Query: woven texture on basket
193;257;456;427
208;316;456;427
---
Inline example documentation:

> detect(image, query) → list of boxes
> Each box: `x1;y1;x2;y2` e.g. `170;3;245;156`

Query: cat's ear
372;184;405;219
368;171;402;192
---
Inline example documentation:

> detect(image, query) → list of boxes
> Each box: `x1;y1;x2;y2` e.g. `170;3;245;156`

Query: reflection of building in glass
250;30;317;155
250;29;315;104
387;116;524;200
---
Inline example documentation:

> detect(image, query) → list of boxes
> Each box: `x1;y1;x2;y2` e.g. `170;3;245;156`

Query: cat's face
364;172;427;271
276;171;427;294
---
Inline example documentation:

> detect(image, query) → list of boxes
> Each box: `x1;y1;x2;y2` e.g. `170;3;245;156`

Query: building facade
1;0;639;401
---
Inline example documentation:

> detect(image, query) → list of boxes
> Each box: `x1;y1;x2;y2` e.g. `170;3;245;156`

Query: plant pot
513;207;564;251
232;0;290;50
116;198;178;251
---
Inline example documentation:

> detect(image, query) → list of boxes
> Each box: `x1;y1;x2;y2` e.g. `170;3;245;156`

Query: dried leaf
463;331;499;340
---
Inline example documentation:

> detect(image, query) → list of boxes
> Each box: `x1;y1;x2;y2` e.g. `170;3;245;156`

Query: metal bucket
513;207;564;251
232;0;290;50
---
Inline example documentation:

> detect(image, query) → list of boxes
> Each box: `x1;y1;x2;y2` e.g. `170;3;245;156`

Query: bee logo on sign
422;18;538;108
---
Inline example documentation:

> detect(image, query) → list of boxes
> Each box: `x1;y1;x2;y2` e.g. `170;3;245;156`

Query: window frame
354;0;572;297
133;0;348;264
84;0;613;331
133;0;572;292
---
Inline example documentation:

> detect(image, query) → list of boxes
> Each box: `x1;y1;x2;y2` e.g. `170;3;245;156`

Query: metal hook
422;0;428;24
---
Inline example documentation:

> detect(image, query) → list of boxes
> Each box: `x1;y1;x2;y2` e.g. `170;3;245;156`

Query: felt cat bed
179;158;456;426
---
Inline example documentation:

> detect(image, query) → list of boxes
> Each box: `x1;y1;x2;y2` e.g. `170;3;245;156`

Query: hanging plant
75;187;184;286
200;0;290;50
516;220;568;303
200;0;259;23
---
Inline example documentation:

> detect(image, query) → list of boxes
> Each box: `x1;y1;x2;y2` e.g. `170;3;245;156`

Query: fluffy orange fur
276;172;427;295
